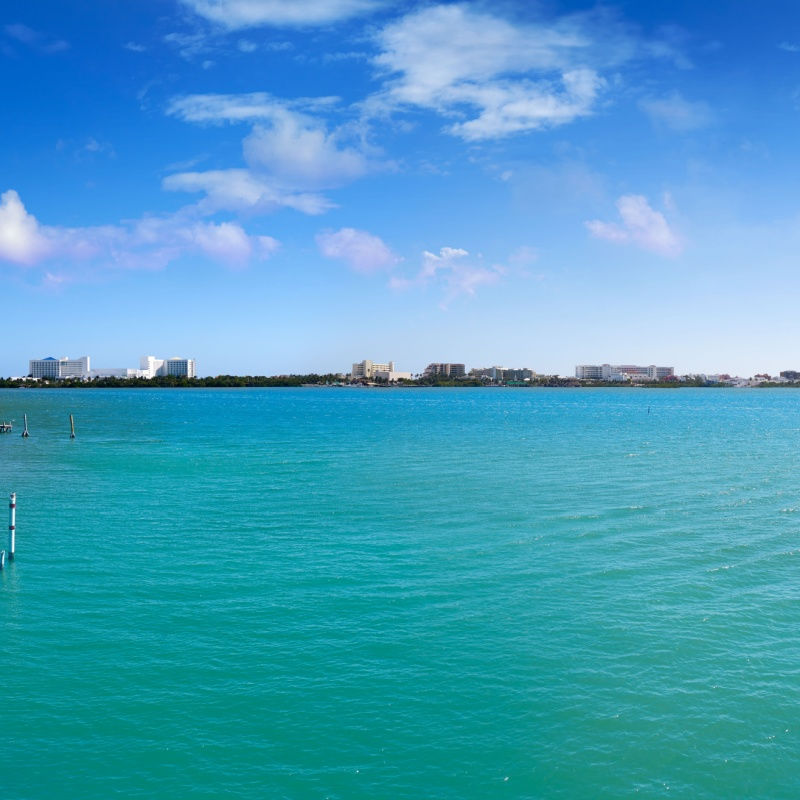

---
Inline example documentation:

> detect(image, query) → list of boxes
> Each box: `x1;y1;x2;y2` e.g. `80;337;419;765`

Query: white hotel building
29;356;91;380
139;356;197;378
30;355;196;380
576;364;675;381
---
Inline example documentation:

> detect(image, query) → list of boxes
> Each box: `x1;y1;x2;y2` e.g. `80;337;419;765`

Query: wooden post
70;414;75;439
22;413;29;437
8;492;16;560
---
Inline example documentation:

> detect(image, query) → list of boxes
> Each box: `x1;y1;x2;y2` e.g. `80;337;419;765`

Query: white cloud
370;4;643;140
779;42;800;53
585;194;682;256
180;0;384;29
243;113;368;189
368;4;693;141
0;189;279;273
391;246;504;306
316;227;399;273
165;94;375;214
167;92;339;124
163;169;332;215
0;190;51;264
639;92;713;131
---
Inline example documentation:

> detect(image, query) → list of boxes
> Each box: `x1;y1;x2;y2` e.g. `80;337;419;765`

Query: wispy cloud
316;227;399;273
779;41;800;53
0;189;279;274
390;246;505;307
163;31;212;60
56;137;116;160
179;0;385;29
4;23;69;54
639;91;713;131
163;169;332;215
166;92;339;123
585;194;682;257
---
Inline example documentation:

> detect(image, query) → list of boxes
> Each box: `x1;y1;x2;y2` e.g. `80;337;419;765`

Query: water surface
2;387;800;798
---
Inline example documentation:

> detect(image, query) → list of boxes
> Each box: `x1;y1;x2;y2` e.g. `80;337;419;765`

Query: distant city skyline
3;2;800;376
16;352;799;381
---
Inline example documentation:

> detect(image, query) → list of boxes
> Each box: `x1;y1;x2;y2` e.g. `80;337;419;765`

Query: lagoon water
3;387;800;798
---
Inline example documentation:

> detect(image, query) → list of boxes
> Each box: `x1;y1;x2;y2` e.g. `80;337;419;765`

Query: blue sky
2;0;800;377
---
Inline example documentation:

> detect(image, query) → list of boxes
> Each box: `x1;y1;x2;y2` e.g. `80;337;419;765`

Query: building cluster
470;366;536;383
28;355;197;381
575;364;675;381
349;360;538;383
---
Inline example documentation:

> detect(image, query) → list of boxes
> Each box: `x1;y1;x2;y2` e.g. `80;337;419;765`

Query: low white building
90;367;141;379
576;364;674;381
374;368;413;382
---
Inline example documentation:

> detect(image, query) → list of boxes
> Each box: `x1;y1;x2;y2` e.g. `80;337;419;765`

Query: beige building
423;363;466;378
351;360;411;382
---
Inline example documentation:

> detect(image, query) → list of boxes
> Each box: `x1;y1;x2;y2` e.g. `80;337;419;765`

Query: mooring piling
8;492;15;561
0;549;5;570
69;414;75;439
22;413;29;438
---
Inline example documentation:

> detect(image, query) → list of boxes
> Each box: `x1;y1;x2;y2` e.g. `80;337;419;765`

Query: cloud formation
370;4;645;140
0;189;279;274
585;194;682;257
391;246;504;306
639;92;713;131
180;0;383;29
166;93;374;214
167;92;340;124
316;227;399;273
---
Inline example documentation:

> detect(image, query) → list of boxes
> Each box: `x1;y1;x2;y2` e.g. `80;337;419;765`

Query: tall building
575;364;674;381
164;358;196;378
351;360;392;380
350;360;411;382
29;356;90;380
423;363;466;378
139;355;196;378
139;356;165;378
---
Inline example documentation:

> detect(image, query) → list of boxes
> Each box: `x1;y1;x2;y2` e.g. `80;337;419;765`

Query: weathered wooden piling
0;549;5;570
22;413;29;437
69;414;75;439
8;492;15;561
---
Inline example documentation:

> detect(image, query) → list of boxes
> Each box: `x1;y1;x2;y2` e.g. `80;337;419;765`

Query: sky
2;0;800;377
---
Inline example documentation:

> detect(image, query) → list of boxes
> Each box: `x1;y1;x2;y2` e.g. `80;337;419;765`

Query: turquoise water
2;387;800;798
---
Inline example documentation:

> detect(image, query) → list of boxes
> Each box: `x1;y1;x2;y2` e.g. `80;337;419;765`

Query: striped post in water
8;492;15;560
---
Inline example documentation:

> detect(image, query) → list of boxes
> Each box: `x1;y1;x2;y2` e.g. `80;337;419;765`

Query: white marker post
8;492;15;560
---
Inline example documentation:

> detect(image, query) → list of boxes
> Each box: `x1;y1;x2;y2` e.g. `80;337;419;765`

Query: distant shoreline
0;376;794;390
